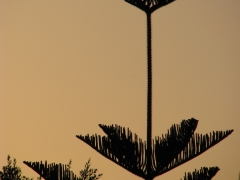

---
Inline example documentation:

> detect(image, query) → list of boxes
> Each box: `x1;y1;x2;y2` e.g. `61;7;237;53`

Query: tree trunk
146;12;152;178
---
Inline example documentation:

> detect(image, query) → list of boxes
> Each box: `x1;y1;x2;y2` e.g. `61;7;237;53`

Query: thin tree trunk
146;12;152;178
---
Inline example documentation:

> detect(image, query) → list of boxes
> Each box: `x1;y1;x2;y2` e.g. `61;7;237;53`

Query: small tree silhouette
79;159;102;180
0;155;33;180
76;1;233;180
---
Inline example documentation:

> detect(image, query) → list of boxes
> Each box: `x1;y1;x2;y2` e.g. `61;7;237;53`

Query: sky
1;0;240;179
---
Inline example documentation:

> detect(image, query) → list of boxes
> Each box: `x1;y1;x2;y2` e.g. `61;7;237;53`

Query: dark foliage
0;155;33;180
124;0;176;14
182;167;219;180
23;159;102;180
77;119;233;179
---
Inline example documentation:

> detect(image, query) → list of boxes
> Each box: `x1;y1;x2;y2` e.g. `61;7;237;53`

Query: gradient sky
1;0;240;179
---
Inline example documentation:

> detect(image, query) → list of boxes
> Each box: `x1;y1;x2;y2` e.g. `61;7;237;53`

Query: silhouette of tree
76;1;234;180
79;159;102;180
0;155;33;180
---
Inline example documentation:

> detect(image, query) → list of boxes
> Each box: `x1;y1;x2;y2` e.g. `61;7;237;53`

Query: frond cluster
76;118;233;179
77;125;147;178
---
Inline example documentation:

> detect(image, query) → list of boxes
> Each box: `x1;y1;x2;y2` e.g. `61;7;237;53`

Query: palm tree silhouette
77;1;233;180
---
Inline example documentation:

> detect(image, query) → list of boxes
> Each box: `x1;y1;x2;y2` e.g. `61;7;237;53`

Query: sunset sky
1;0;240;179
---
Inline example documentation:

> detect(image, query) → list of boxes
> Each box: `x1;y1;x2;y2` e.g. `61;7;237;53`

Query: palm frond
152;118;198;172
76;125;147;179
153;129;233;177
182;167;220;180
124;0;176;14
23;161;48;179
23;161;79;180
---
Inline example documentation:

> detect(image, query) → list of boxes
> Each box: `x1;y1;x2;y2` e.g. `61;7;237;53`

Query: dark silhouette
24;161;80;180
23;159;102;180
24;161;78;180
0;155;34;180
182;167;220;180
79;159;102;180
76;1;234;180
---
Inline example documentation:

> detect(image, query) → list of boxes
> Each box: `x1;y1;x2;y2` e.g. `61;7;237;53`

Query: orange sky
1;0;240;179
